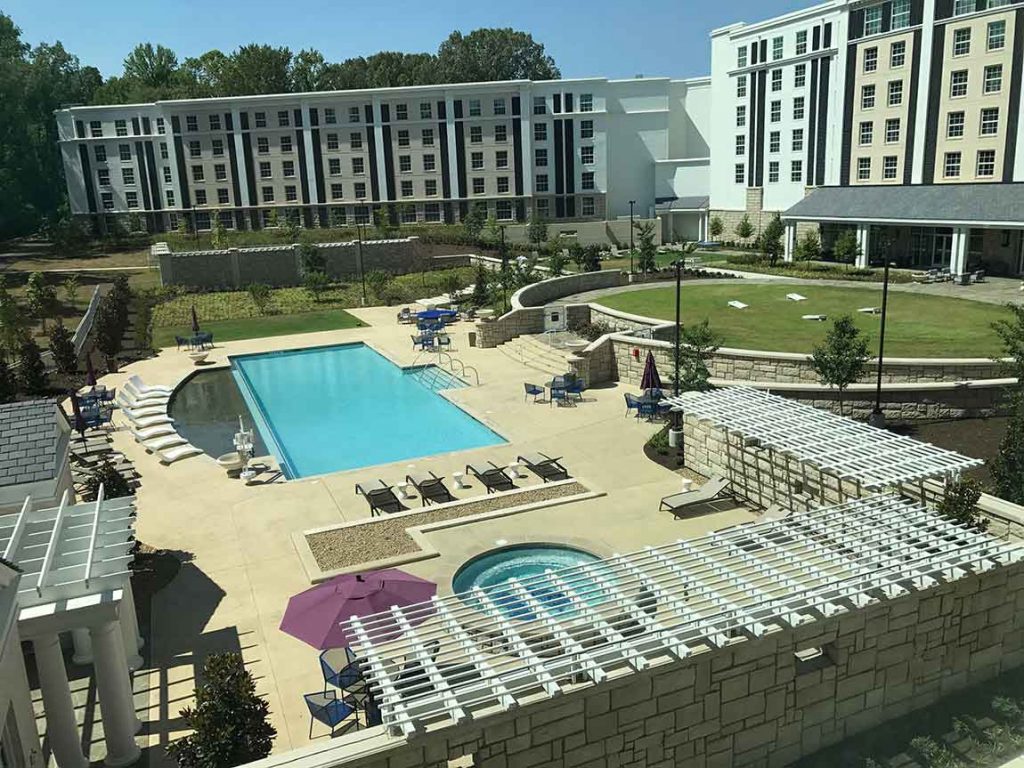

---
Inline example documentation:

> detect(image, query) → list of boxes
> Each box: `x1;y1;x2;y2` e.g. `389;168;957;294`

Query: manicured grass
151;309;365;348
598;283;1008;357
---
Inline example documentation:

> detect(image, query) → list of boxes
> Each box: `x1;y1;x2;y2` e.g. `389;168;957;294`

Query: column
231;107;250;210
89;622;141;767
71;629;93;665
119;588;143;672
951;226;969;278
856;223;871;268
783;221;797;262
32;634;88;768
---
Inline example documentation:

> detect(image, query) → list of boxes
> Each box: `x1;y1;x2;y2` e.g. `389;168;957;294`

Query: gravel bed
307;482;588;572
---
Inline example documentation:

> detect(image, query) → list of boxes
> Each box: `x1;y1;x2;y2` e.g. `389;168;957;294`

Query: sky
2;0;813;81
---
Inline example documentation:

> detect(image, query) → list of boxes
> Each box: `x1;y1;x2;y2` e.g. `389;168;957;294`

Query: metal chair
304;691;359;738
524;383;544;402
319;648;367;701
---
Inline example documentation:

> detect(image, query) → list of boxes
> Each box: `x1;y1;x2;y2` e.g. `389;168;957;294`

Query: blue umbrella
417;309;456;321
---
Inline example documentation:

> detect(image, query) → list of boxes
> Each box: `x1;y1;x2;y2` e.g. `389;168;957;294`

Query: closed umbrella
69;391;87;440
191;304;201;335
85;353;97;387
280;569;436;649
640;351;663;391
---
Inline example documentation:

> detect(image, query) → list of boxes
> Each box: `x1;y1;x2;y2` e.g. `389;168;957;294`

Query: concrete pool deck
90;306;756;762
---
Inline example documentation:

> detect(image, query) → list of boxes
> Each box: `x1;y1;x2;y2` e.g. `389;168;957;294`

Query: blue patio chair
624;393;640;418
436;334;453;352
524;383;544;403
566;376;585;403
637;399;658;420
304;691;359;738
175;335;189;351
320;648;366;700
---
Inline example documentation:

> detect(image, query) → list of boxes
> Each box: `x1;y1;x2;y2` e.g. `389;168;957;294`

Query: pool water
169;369;269;459
230;343;504;479
452;545;602;621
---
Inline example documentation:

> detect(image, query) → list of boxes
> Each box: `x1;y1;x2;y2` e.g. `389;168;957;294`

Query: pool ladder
409;351;480;387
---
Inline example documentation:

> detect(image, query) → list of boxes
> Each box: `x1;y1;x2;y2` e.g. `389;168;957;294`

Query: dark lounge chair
406;472;456;506
660;475;732;518
517;452;570;482
466;462;516;493
355;480;407;516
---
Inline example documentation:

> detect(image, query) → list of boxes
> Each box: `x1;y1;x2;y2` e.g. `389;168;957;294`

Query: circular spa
452;544;601;621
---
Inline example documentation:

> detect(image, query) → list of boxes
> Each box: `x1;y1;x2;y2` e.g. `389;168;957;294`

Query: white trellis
659;387;981;488
344;494;1021;737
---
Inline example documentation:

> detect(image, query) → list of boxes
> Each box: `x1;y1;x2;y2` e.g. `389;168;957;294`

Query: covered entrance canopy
782;184;1024;277
655;196;709;243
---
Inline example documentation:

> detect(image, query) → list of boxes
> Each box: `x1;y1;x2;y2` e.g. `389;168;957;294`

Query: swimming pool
230;343;504;479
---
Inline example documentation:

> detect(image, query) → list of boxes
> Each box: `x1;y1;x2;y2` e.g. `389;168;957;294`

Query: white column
784;221;797;262
371;96;388;209
951;226;969;277
445;94;461;202
71;629;93;665
32;634;88;768
231;107;250;210
301;102;319;207
856;223;871;268
119;592;143;672
89;622;141;767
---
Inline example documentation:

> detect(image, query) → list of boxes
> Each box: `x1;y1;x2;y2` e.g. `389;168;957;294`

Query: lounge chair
406;472;456;506
355;480;406;516
660;475;732;518
141;434;187;453
466;462;516;493
116;390;169;411
131;414;175;428
122;404;168;422
517;452;570;482
127;375;173;395
157;443;203;464
131;424;178;442
524;383;544;403
123;380;171;403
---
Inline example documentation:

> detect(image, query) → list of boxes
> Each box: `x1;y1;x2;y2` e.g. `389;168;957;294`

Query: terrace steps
496;334;575;378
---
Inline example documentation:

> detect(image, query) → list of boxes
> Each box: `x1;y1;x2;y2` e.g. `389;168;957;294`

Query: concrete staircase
496;334;576;377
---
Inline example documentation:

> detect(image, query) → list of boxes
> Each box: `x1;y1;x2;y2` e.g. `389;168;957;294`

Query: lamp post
668;257;684;449
868;256;891;428
499;224;509;313
628;200;636;275
356;219;367;306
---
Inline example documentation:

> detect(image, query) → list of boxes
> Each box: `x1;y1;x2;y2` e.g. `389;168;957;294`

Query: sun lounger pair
516;452;570;482
659;475;733;518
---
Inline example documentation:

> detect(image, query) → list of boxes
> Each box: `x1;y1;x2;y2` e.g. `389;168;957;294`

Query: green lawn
151;309;365;348
598;283;1008;357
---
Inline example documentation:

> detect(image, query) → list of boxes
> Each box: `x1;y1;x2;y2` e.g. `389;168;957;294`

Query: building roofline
711;0;844;38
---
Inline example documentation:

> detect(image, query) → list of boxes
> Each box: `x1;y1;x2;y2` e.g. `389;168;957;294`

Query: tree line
0;12;560;240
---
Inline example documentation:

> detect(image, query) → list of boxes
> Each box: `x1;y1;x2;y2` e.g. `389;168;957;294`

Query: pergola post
119;581;143;671
32;633;88;768
89;621;141;767
856;223;871;268
951;226;969;279
783;221;796;262
71;628;93;665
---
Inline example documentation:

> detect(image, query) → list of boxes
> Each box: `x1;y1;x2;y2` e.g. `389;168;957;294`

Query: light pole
669;256;684;448
868;256;891;428
628;200;636;274
356;219;367;306
499;225;509;313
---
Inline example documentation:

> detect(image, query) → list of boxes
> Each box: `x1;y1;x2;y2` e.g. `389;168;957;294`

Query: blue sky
4;0;810;79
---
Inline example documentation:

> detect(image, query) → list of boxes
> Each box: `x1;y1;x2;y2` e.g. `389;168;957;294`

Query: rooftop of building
0;400;69;488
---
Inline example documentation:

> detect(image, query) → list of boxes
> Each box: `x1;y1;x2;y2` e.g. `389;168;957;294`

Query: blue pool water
452;545;602;621
230;343;504;479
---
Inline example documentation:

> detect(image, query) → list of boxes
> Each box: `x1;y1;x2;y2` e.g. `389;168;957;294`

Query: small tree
176;216;190;237
634;220;658;274
795;231;821;262
568;242;585;269
462;204;486;241
328;207;346;229
811;315;869;416
708;216;724;241
471;264;490;307
582;245;602;273
80;461;134;502
247;284;272;315
993;303;1024;383
365;270;393;300
166;652;275;768
993;392;1024;505
441;271;465;301
484;215;501;245
672;320;722;392
832;230;861;265
265;209;280;230
0;290;25;357
17;338;47;394
281;212;301;242
26;272;58;331
527;213;548;246
62;274;81;310
297;241;325;275
210;212;227;248
936;476;987;530
95;297;124;372
49;322;77;376
303;271;330;303
0;358;14;404
760;213;786;267
547;250;568;277
734;214;754;242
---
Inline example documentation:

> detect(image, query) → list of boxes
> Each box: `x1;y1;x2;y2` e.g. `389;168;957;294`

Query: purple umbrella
68;391;87;439
85;353;97;387
191;304;201;334
280;569;437;650
640;351;663;391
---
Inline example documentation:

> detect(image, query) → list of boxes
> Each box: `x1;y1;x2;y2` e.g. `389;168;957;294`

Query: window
97;168;110;186
425;202;441;222
987;19;1007;51
350;132;363;150
125;191;138;208
212;139;224;157
469;126;482;143
981;107;1000;135
768;161;780;183
581;119;594;139
324;108;336;124
977;149;996;177
888;80;904;107
533;96;546;115
891;41;906;68
285;185;297;202
121;167;135;185
862;84;876;109
497;177;509;194
327;133;339;150
860;121;874;145
355;182;366;199
772;36;783;60
349;106;361;123
735;163;745;183
115;119;128;137
163;166;172;184
581;146;595;164
420;102;432;120
857;157;872;180
395;104;408;121
209;114;221;131
280;135;293;153
257;137;269;154
192;165;204;182
792;128;804;151
471;151;484;170
494;199;512;220
282;160;295;178
885;118;901;143
737;75;747;98
120;144;133;161
401;205;416;224
495;125;507;142
217;188;229;205
794;64;806;88
579;93;594;112
787;159;801;182
468;99;481;117
770;101;781;123
577;197;592;217
214;164;227;181
422;128;434;146
944;151;962;178
796;29;808;55
397;130;410;147
425;179;437;196
951;70;969;98
329;158;341;175
94;145;107;162
864;47;878;73
423;154;436;171
496;150;508;169
793;97;805;120
737;105;746;127
953;28;971;56
493;98;506;115
769;131;781;153
331;183;343;200
947;111;965;138
278;110;290;127
536;174;549;192
581;171;595;190
985;64;1003;94
353;157;364;174
354;204;369;221
188;141;201;158
535;199;549;218
534;123;547;141
194;189;207;205
883;156;899;179
195;211;211;230
892;0;911;29
401;180;413;197
160;142;168;160
186;115;198;132
737;46;747;68
156;117;165;135
255;111;267;128
472;177;485;194
953;0;975;13
166;190;175;206
772;69;783;92
865;6;882;35
736;135;746;156
259;161;272;178
536;148;548;166
101;192;113;210
89;120;103;138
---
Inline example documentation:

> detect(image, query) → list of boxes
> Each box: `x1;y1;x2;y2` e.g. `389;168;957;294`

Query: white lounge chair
127;375;173;395
122;405;169;423
131;414;174;428
132;425;178;442
142;434;187;452
123;380;171;403
116;390;169;410
157;444;203;464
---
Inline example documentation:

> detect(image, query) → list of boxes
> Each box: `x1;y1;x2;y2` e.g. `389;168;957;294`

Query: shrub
725;252;765;266
582;244;603;272
80;461;134;501
832;230;861;264
795;231;821;261
25;272;58;330
0;358;14;403
297;241;325;274
17;338;47;394
49;321;77;375
365;270;393;300
937;477;986;530
247;284;272;315
62;274;81;309
95;295;125;372
379;284;413;306
734;214;754;241
647;428;670;456
708;216;723;240
568;319;613;342
303;271;330;303
471;265;490;308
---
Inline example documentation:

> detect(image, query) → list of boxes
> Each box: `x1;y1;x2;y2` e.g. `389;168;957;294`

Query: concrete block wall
475;308;547;348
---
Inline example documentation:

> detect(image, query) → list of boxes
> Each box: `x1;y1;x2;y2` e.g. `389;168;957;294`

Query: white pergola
0;488;143;768
344;494;1020;738
659;387;982;488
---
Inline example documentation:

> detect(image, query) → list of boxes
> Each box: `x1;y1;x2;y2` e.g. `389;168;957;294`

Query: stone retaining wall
512;271;627;309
